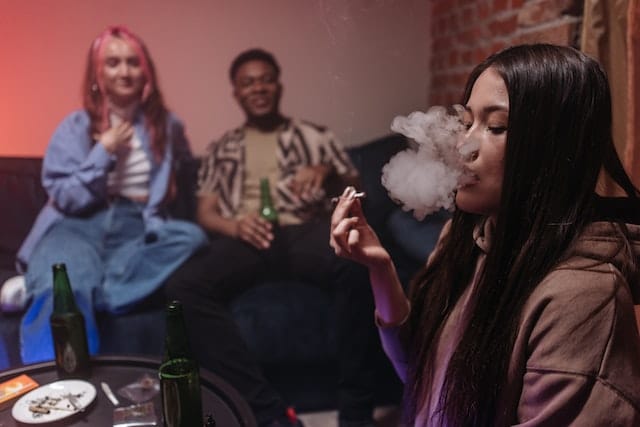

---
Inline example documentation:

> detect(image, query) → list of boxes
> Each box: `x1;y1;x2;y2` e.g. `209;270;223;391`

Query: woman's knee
158;220;208;247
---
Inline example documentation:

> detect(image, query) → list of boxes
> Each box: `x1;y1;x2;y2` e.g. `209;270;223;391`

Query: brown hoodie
380;221;640;426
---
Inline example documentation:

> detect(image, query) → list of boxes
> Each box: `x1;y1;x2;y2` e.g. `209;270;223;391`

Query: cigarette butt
101;382;119;406
29;405;50;414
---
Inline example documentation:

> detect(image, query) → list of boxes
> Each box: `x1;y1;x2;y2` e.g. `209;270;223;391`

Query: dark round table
0;355;256;426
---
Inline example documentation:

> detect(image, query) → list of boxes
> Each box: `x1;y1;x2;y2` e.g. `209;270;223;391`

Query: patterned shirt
198;118;357;221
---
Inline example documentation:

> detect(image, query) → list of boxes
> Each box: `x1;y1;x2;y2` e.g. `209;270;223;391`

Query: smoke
381;105;478;220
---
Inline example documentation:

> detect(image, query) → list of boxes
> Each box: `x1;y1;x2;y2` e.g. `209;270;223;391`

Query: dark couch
0;134;449;412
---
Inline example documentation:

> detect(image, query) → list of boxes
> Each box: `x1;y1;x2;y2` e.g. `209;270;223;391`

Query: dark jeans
164;219;378;425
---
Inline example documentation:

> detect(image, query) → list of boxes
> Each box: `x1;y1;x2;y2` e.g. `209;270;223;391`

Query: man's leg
332;256;379;426
163;236;291;426
285;220;378;425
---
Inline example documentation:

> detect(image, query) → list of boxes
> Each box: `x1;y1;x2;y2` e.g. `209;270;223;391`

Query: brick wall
429;0;584;105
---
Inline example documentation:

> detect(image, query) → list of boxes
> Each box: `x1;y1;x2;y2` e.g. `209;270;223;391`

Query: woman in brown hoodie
331;44;640;426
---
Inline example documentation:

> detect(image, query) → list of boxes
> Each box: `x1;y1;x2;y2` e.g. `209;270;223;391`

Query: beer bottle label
62;342;78;374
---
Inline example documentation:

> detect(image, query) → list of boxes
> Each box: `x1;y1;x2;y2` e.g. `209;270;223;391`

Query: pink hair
91;25;154;131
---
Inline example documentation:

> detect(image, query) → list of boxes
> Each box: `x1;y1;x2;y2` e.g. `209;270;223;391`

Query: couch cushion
167;156;200;222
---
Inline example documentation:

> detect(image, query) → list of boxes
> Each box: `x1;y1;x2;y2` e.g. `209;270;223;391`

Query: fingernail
343;186;355;197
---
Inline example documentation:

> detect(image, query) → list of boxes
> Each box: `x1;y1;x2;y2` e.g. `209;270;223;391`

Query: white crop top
107;113;151;200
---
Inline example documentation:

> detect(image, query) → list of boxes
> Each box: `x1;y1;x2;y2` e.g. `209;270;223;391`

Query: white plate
11;379;96;424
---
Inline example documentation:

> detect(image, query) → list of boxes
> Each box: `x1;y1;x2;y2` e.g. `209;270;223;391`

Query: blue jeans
20;198;207;364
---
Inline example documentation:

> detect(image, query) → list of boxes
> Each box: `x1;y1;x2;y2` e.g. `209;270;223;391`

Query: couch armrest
387;208;450;263
0;157;46;271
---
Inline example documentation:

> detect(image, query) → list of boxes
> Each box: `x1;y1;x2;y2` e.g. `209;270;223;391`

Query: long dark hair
82;25;168;160
405;44;639;425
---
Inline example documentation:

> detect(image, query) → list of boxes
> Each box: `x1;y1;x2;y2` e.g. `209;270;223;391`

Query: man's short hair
229;48;280;82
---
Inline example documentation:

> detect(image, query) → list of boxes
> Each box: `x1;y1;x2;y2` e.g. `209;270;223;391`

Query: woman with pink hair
17;26;207;364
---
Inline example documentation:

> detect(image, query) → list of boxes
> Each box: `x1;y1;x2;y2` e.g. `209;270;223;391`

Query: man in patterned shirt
165;48;378;427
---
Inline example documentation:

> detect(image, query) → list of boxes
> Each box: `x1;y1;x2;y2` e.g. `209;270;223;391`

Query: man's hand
288;164;332;202
234;212;274;249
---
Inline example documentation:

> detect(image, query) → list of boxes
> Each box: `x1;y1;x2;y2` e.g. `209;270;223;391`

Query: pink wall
0;0;431;157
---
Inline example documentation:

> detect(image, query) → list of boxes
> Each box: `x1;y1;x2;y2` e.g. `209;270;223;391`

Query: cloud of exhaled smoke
382;105;478;220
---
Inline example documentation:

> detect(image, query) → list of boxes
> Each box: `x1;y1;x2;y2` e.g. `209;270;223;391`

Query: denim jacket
16;110;191;271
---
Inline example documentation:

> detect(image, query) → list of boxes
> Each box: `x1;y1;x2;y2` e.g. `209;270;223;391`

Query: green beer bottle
159;300;203;427
163;300;193;362
49;263;91;378
259;177;279;224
